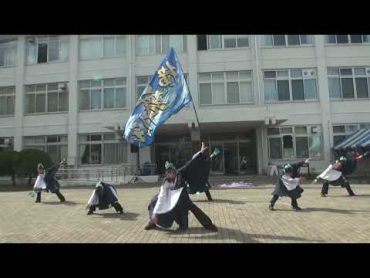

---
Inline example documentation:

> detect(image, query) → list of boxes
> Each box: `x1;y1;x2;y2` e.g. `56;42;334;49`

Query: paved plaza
1;182;370;243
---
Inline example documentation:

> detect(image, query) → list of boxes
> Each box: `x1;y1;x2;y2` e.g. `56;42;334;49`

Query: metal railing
57;163;158;185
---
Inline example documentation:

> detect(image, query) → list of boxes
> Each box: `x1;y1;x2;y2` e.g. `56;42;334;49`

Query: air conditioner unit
58;83;67;91
114;125;121;132
27;38;36;44
311;126;321;134
303;69;316;77
271;117;276;125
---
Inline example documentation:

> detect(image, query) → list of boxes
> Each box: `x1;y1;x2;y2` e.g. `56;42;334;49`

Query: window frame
26;36;68;65
328;67;370;100
325;35;370;45
0;40;17;67
267;125;323;160
198;71;253;106
79;78;127;111
263;68;318;103
0;86;16;116
25;82;69;114
136;35;187;56
23;135;68;163
261;35;314;48
78;133;127;165
79;35;127;61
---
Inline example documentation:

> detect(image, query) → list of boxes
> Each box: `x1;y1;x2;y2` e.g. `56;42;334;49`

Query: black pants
36;190;65;202
88;202;123;213
205;188;213;201
321;176;355;196
55;191;66;202
173;189;216;230
270;195;299;208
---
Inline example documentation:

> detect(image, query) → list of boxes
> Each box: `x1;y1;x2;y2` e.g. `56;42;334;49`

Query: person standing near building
33;160;66;203
185;145;220;201
145;142;218;231
269;159;310;211
86;180;124;215
316;152;368;197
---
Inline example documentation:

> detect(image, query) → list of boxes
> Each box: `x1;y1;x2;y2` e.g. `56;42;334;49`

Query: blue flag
123;48;192;147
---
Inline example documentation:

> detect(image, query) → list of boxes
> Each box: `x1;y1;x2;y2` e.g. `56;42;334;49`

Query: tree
0;151;17;186
14;149;53;186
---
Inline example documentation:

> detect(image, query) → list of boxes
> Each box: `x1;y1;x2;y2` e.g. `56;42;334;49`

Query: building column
67;35;79;166
187;35;201;152
14;36;26;151
127;35;139;168
252;35;268;174
314;35;332;164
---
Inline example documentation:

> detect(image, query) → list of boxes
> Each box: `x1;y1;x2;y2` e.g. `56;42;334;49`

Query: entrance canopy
156;119;287;136
334;128;370;150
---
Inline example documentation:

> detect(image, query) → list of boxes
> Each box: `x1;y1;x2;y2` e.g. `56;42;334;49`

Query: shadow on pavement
168;227;321;243
93;211;139;221
42;201;79;206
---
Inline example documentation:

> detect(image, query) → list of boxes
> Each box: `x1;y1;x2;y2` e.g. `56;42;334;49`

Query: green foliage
14;149;52;179
0;151;16;176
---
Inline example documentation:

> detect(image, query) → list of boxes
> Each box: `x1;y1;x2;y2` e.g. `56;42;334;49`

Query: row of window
267;125;323;160
23;134;127;165
325;35;370;45
264;69;317;102
25;83;68;113
0;137;13;152
2;35;370;68
0;87;15;115
1;66;370;116
3;122;369;163
267;123;370;160
328;67;370;99
1;35;186;67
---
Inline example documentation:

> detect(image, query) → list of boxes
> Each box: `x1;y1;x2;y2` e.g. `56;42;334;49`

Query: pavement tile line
1;185;370;243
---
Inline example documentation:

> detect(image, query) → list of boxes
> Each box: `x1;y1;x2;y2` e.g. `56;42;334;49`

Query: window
261;35;313;47
332;123;370;146
267;125;322;159
136;35;186;56
325;35;370;44
0;137;14;151
136;76;151;100
25;83;68;114
79;35;127;60
26;36;68;64
0;40;17;67
264;69;318;102
24;135;68;163
0;86;15;116
328;67;370;99
136;74;188;101
197;35;249;50
198;71;253;105
79;134;127;165
79;78;126;111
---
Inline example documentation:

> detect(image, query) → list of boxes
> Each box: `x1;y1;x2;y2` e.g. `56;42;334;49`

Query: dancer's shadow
350;194;370;198
193;199;245;205
327;194;370;198
301;207;370;214
168;227;321;243
274;207;369;214
94;211;139;221
42;201;79;206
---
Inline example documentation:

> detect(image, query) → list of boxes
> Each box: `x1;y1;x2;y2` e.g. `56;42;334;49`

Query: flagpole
184;77;201;133
184;77;203;156
137;142;140;175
